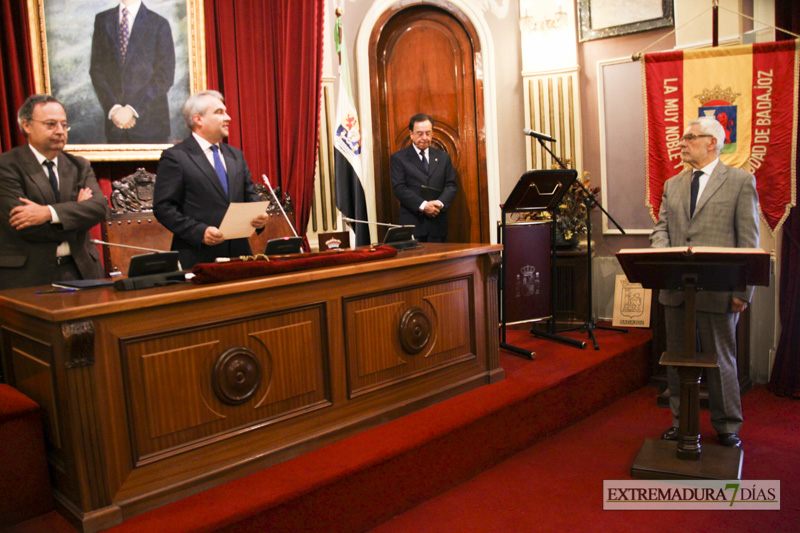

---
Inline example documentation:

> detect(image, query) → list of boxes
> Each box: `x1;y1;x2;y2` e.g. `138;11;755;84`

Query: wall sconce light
519;1;568;33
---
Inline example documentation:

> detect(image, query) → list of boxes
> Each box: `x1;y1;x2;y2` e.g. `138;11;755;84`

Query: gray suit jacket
0;145;108;289
650;161;760;312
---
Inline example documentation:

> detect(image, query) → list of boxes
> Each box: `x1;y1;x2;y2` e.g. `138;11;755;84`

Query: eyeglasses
678;133;712;142
29;119;71;132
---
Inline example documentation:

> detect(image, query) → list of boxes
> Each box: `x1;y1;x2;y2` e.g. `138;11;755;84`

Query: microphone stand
90;239;168;254
533;137;628;350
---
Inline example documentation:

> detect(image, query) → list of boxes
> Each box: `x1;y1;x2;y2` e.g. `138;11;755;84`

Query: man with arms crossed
650;116;760;448
154;91;267;269
0;94;108;289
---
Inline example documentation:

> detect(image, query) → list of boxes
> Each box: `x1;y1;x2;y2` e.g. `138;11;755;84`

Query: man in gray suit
650;116;760;448
0;95;108;289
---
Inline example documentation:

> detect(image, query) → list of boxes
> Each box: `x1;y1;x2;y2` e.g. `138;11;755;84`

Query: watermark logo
603;480;780;510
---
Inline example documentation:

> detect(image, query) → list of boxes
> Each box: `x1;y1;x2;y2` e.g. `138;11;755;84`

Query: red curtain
0;0;34;151
204;0;324;245
768;0;800;397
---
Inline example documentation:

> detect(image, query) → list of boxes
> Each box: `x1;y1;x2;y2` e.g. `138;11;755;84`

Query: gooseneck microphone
523;128;556;142
90;239;168;253
341;217;406;229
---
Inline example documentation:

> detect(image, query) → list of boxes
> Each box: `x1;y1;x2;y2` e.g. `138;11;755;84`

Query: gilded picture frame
27;0;207;161
578;0;674;42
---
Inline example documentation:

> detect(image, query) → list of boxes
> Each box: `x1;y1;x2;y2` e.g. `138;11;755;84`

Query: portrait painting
27;0;206;160
578;0;674;42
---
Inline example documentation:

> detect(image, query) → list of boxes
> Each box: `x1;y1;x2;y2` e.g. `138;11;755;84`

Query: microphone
342;217;405;229
261;175;299;238
91;239;168;253
523;128;556;142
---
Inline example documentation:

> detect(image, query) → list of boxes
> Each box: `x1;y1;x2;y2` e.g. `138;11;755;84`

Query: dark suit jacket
153;135;262;268
89;3;175;143
0;145;108;289
650;161;760;312
390;145;458;239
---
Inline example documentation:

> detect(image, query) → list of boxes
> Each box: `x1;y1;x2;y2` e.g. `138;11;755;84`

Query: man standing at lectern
0;94;108;289
390;114;457;242
650;116;760;448
154;91;267;268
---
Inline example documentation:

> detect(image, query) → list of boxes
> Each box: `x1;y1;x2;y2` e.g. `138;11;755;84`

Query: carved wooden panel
370;4;489;243
120;306;328;462
344;277;474;397
2;329;60;448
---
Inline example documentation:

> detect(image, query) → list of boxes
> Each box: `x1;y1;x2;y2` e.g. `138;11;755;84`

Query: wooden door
369;4;489;243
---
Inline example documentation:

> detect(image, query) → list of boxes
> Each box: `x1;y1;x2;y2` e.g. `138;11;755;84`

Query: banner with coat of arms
643;40;799;234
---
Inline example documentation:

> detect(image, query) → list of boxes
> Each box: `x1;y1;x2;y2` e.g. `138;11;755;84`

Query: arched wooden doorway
368;3;489;243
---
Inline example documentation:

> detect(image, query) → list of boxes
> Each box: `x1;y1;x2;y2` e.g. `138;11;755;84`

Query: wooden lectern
616;246;770;480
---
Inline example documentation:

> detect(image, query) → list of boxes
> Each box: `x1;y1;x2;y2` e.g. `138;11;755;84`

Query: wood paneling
0;243;502;532
345;278;474;397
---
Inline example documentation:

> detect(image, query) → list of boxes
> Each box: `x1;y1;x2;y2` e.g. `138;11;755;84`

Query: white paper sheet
218;201;269;239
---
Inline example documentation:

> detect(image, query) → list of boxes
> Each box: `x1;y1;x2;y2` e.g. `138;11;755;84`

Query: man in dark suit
90;0;175;144
154;90;268;269
390;114;458;242
0;94;108;289
650;116;760;448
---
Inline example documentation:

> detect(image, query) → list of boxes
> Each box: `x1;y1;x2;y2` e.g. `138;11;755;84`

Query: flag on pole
334;15;370;247
643;40;798;234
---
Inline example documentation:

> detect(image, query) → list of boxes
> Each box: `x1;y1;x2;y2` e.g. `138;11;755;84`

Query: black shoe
719;433;741;447
661;427;679;441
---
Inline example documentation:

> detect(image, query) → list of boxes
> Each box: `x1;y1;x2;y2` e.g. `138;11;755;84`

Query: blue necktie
119;7;131;62
43;160;59;198
690;170;702;217
420;151;429;173
210;145;229;196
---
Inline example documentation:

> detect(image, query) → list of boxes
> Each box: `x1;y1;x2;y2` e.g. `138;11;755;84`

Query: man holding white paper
154;91;268;268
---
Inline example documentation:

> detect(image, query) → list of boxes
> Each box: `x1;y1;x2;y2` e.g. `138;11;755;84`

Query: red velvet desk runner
191;245;398;284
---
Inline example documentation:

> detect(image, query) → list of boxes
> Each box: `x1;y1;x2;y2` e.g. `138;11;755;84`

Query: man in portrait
89;0;176;144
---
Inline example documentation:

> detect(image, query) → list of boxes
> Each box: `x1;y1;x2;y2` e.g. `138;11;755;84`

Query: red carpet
9;325;798;532
5;325;651;532
370;385;800;532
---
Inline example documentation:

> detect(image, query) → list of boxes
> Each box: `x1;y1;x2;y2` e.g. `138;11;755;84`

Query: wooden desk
0;243;503;532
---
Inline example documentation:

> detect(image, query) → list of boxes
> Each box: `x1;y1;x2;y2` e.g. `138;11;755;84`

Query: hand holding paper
217;201;270;239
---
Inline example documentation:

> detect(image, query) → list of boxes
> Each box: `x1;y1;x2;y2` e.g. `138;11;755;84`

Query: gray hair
17;94;62;136
182;90;225;130
688;116;726;155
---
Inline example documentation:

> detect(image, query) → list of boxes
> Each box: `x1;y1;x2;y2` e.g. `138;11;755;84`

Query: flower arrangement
519;169;600;247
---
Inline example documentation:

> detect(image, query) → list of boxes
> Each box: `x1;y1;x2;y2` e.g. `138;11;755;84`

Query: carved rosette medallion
211;347;262;405
399;306;432;354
